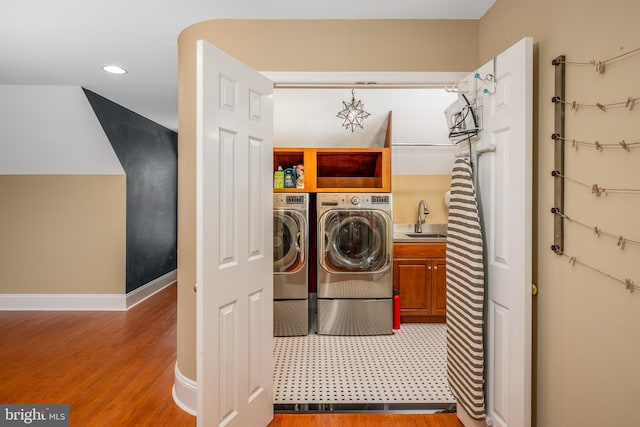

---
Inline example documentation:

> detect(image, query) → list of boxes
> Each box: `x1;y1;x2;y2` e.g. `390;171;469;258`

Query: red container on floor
393;289;400;330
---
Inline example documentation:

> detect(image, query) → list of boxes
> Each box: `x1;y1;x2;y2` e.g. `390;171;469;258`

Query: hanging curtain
446;157;485;420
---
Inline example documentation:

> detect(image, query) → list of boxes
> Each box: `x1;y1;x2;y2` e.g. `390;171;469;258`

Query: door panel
219;129;237;266
196;40;273;427
452;37;532;427
397;261;430;312
490;130;510;267
249;137;266;258
432;259;447;316
478;37;533;427
489;301;509;421
248;290;265;401
219;302;238;424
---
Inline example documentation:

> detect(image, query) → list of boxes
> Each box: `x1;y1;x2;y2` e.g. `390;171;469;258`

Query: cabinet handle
428;266;431;270
434;266;438;270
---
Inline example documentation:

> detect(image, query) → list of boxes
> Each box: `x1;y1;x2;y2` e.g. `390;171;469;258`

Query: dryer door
319;209;392;273
273;210;306;273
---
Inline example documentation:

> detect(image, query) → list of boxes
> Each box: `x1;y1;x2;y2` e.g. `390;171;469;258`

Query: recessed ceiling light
102;65;127;75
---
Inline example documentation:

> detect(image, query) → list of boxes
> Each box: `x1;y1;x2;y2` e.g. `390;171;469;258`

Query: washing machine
316;193;393;336
273;193;309;336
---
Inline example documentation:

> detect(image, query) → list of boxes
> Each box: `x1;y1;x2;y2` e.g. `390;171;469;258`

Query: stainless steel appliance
316;193;393;336
273;193;309;336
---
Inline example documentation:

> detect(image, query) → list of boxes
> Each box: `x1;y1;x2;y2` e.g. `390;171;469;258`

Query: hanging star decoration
337;89;371;132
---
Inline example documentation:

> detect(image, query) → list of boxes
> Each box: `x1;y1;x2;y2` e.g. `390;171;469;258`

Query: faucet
414;200;429;233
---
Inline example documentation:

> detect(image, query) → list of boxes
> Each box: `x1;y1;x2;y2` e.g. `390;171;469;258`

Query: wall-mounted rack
550;49;640;293
551;55;565;254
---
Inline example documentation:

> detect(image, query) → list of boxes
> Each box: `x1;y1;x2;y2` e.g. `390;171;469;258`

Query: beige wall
0;175;126;294
181;19;478;72
177;19;479;380
481;1;640;426
392;175;450;225
179;13;640;425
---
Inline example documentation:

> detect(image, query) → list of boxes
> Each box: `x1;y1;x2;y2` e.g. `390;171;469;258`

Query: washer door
273;210;306;273
319;210;391;273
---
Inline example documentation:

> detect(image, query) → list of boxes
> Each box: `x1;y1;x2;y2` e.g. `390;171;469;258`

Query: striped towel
446;157;485;420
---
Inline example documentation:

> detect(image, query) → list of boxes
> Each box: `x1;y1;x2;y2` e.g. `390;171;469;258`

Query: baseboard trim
172;362;197;416
126;270;177;309
456;405;488;427
0;293;127;311
0;269;177;311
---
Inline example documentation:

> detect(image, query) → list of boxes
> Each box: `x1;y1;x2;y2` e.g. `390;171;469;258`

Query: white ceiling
0;0;495;131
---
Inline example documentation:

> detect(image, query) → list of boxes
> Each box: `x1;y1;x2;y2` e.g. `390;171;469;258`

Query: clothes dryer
273;193;309;336
316;193;393;335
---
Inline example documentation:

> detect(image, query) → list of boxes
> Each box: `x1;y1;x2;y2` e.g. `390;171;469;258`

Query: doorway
193;38;532;427
268;72;463;412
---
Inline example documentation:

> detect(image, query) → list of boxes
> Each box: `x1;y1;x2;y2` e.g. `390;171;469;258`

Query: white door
196;40;274;427
473;37;533;427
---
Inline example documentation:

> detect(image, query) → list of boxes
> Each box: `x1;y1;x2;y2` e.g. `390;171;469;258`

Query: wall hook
474;70;496;95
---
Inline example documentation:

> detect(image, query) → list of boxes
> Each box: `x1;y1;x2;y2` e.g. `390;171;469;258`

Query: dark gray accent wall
83;89;177;293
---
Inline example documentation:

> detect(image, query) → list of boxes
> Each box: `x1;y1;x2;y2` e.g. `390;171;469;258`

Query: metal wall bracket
551;56;566;254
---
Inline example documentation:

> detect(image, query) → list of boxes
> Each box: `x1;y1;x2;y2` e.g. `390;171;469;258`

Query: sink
393;224;448;242
404;233;447;238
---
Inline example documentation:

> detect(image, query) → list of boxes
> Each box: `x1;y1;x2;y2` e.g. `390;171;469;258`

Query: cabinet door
431;258;447;317
393;242;446;323
393;259;431;317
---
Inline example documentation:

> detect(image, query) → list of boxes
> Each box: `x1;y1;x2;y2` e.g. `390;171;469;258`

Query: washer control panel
317;193;391;210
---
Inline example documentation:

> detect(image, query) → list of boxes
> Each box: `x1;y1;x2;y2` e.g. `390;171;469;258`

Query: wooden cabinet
273;112;393;193
273;147;391;193
393;242;446;323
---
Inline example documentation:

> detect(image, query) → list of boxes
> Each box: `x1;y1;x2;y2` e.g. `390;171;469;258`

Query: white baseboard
172;362;197;416
0;293;127;311
457;405;489;427
0;269;177;311
126;270;177;309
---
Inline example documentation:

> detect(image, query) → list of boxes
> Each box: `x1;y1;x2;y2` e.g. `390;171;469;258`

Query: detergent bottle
273;166;284;189
295;164;304;189
283;167;296;188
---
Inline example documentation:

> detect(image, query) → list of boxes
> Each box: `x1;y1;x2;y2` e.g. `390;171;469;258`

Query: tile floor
273;323;455;408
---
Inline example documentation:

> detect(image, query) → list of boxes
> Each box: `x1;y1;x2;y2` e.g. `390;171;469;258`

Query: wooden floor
0;284;462;427
270;413;463;426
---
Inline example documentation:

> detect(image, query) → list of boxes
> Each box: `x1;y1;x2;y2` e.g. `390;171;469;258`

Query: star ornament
337;90;371;132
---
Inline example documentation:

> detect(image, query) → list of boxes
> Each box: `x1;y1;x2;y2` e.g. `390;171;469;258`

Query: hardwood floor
270;413;463;426
0;284;462;427
0;283;194;426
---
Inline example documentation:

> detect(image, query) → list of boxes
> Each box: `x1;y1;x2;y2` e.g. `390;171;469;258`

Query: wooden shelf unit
272;148;314;192
314;148;390;192
273;112;392;193
273;147;390;193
